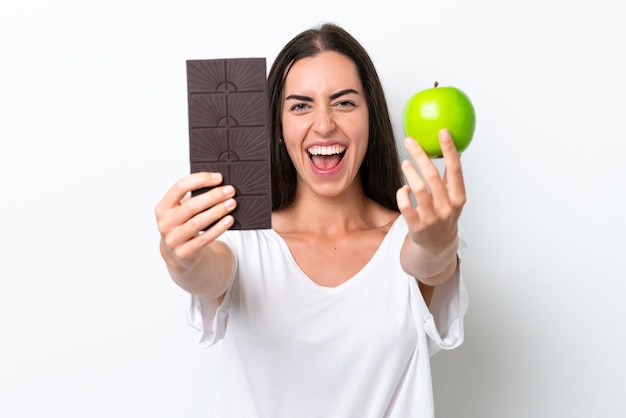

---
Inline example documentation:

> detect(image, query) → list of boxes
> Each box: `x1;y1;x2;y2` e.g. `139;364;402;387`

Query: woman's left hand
397;128;467;256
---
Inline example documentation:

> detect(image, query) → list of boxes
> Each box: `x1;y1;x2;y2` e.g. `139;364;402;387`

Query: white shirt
188;215;468;418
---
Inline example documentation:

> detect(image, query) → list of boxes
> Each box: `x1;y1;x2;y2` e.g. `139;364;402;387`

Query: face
281;51;369;200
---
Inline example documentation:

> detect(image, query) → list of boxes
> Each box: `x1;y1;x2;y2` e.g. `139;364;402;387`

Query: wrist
159;239;200;276
401;235;459;284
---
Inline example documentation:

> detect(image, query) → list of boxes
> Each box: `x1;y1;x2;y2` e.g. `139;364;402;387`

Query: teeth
307;145;346;156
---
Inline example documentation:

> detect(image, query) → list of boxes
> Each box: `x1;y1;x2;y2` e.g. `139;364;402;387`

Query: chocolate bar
187;58;272;230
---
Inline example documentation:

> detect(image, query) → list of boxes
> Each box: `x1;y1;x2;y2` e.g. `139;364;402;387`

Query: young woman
155;23;468;418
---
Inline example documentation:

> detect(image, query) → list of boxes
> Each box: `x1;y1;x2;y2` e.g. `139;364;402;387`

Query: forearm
400;234;459;287
161;240;235;298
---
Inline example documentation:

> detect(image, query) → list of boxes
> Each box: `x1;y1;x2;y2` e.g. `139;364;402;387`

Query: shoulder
216;228;279;252
270;208;294;234
371;203;404;237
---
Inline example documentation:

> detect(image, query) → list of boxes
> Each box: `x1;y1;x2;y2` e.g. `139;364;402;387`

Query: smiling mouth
307;144;346;171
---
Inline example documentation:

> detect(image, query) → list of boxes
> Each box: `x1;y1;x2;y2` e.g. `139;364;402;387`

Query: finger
184;195;237;236
167;214;235;267
397;185;428;238
438;129;467;207
162;195;237;258
401;158;432;207
158;172;223;212
407;137;456;211
402;138;445;207
173;185;236;234
396;185;419;223
189;214;236;253
408;137;454;205
157;183;235;239
179;193;192;205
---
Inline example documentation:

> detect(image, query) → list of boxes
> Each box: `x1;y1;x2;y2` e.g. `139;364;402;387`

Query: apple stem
434;81;439;88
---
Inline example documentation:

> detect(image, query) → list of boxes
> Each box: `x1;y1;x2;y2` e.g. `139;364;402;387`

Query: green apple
403;82;476;158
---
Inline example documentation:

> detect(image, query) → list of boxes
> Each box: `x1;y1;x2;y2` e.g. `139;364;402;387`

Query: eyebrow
285;88;360;102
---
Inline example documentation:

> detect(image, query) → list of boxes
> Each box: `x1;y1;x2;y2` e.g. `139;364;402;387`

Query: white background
1;1;624;417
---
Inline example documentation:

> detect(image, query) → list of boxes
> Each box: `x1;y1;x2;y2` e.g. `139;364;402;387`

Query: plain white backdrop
1;0;624;417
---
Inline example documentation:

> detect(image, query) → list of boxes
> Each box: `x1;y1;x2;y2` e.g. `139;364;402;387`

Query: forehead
284;51;362;92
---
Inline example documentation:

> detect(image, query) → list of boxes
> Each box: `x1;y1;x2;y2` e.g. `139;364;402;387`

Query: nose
313;106;336;135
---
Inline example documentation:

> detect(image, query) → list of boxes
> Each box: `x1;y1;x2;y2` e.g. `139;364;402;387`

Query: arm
397;129;466;294
161;239;235;300
155;172;237;299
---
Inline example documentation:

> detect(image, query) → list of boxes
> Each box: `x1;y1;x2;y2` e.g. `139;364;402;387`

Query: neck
273;181;394;235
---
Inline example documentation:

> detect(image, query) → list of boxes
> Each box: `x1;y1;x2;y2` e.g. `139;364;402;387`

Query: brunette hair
268;23;403;211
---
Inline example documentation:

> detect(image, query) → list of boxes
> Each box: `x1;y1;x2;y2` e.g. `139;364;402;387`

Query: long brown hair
268;23;403;211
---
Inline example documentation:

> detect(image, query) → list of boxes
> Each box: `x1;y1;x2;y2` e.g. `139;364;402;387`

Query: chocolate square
187;58;272;230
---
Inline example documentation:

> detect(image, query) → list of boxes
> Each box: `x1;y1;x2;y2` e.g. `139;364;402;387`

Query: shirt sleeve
414;230;469;356
187;234;237;348
188;293;231;348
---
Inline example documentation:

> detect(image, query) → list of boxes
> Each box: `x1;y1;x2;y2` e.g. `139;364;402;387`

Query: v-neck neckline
268;215;403;292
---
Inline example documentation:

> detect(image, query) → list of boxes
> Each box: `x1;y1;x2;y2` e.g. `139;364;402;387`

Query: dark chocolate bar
187;58;272;230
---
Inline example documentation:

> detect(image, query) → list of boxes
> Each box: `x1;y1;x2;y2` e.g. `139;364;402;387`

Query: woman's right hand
154;172;237;274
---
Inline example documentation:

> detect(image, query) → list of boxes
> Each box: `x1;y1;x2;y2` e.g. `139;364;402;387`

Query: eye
332;100;356;110
289;103;310;112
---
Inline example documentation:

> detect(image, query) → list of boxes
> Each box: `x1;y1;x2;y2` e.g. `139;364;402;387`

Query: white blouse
189;215;468;417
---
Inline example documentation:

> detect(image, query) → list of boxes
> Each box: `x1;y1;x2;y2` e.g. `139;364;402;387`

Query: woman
155;23;468;418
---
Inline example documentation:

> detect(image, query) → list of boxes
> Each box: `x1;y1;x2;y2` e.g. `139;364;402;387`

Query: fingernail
211;172;222;181
404;137;417;148
223;185;235;195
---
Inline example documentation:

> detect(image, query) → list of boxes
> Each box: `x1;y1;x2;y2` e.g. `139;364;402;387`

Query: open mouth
307;144;346;171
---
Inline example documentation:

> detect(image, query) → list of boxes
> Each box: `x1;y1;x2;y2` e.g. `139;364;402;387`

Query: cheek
280;113;299;140
281;136;304;166
281;116;309;154
344;109;369;145
284;141;299;161
350;123;370;156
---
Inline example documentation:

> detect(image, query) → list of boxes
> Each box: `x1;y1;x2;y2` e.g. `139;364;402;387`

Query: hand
396;129;466;256
154;172;237;273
